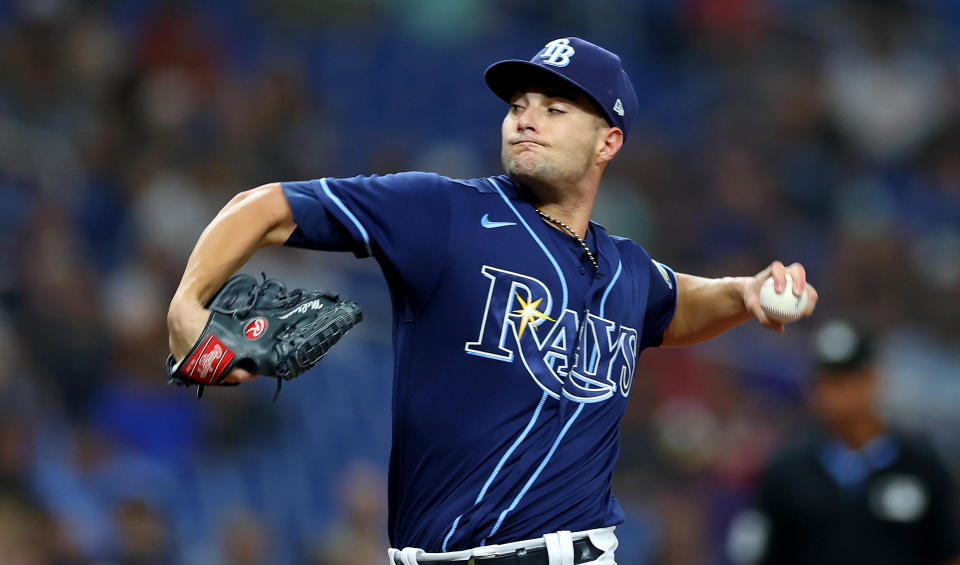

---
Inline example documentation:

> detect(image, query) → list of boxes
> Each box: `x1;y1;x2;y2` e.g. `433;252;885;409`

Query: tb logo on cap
540;38;575;67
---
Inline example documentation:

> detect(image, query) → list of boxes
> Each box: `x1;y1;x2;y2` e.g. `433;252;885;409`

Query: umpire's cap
485;37;639;139
811;319;874;375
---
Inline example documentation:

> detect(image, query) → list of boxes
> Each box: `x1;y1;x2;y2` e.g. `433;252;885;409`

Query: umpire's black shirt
729;429;960;565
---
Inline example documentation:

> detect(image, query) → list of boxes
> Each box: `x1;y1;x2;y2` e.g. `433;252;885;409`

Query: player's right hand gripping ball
166;274;362;400
759;274;809;324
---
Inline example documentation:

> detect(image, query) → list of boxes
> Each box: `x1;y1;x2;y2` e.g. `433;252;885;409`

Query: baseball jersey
282;172;677;550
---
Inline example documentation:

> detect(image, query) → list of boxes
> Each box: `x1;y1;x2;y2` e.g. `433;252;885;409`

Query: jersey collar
818;435;901;488
494;175;620;279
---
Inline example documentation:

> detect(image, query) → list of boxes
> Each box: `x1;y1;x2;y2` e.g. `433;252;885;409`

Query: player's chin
505;157;548;183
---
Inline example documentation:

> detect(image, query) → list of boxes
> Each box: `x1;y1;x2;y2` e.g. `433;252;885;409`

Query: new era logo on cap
484;37;639;139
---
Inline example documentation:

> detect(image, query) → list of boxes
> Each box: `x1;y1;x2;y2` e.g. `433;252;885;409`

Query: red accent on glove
182;335;236;384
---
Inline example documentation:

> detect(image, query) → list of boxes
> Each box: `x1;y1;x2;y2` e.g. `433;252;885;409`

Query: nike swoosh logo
481;214;516;229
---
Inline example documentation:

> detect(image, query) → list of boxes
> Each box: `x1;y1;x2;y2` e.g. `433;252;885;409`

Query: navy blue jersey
282;173;677;550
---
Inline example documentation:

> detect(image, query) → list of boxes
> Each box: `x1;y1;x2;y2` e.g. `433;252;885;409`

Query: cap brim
484;60;610;123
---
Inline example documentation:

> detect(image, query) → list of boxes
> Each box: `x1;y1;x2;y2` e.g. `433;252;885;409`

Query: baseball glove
166;273;362;400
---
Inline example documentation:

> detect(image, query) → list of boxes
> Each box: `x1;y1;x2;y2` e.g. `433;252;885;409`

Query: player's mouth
512;139;545;150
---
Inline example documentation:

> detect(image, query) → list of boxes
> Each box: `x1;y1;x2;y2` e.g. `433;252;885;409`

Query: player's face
501;88;611;189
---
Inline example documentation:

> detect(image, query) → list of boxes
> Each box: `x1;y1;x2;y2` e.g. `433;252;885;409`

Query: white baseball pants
388;526;618;564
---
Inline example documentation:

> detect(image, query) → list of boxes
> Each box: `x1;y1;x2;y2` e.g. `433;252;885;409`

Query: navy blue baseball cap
485;37;639;139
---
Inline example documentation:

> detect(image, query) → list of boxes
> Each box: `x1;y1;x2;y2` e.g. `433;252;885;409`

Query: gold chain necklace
535;208;599;270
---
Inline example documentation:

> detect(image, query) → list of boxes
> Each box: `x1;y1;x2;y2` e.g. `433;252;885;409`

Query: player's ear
596;125;624;165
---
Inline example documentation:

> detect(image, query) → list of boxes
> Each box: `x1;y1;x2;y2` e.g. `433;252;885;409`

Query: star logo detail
511;293;555;339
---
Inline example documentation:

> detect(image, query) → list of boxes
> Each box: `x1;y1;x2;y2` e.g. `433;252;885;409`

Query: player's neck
517;181;598;237
832;416;885;451
535;201;594;238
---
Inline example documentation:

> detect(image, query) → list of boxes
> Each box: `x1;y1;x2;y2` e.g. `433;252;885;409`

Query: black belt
434;537;602;565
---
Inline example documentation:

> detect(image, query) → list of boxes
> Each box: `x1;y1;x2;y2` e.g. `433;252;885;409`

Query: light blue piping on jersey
485;403;585;541
441;392;549;551
599;259;623;318
486;178;568;313
319;178;372;256
441;515;462;552
589;259;624;370
443;178;570;550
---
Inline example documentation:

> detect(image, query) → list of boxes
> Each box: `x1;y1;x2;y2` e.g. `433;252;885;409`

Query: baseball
759;275;809;324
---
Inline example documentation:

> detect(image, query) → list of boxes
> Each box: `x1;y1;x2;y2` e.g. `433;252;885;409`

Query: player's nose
514;106;538;132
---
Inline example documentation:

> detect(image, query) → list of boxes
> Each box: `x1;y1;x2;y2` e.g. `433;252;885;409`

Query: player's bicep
259;183;299;245
220;183;298;248
660;273;703;345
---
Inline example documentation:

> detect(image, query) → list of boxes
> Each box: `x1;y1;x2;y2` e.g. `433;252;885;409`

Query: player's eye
509;104;525;113
547;107;566;116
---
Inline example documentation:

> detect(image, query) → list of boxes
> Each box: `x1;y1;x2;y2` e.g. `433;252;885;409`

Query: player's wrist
721;276;751;302
166;295;206;343
730;276;758;318
167;294;202;321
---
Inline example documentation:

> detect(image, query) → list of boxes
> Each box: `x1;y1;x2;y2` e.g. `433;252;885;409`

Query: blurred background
0;0;959;563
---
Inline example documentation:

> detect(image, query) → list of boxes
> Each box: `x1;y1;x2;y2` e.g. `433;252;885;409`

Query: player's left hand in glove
166;273;362;400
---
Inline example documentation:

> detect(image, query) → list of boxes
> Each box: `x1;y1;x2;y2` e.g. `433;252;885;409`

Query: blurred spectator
313;461;388;565
217;508;270;565
113;498;173;565
822;1;951;163
0;491;56;565
726;320;960;565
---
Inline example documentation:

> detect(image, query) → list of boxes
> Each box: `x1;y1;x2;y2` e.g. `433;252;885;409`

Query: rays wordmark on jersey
465;266;637;403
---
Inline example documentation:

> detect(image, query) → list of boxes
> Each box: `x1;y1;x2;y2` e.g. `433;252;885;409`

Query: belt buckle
468;545;532;563
471;548;520;560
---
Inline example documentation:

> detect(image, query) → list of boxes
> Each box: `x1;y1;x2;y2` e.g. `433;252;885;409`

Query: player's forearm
169;183;296;309
661;274;753;347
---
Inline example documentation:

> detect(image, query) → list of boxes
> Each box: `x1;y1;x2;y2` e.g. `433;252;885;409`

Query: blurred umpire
726;319;960;565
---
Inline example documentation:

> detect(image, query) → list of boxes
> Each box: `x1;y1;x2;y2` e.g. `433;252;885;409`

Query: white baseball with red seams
759;275;809;324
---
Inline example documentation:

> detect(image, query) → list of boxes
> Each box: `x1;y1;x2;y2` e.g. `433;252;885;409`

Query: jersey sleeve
281;172;453;315
639;258;678;349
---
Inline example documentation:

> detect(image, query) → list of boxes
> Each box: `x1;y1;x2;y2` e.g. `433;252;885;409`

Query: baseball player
167;37;818;564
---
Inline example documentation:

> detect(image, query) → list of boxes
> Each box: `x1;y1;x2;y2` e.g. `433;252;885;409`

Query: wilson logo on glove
166;273;362;401
244;317;268;340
